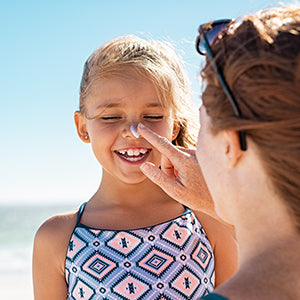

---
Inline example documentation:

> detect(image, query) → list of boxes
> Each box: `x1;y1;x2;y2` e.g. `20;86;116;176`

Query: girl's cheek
88;120;121;133
146;122;173;137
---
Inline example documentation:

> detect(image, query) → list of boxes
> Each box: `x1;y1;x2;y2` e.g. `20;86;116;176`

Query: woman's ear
74;111;90;143
172;120;181;141
225;130;243;168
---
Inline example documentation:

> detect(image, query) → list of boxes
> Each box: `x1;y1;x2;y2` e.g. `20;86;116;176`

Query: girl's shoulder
33;208;80;264
193;210;238;286
192;210;236;247
35;208;78;240
33;206;82;297
33;207;84;298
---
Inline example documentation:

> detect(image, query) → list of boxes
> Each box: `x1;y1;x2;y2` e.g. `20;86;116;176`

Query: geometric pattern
112;273;151;299
107;232;143;257
72;279;95;299
170;267;201;298
160;222;191;249
65;203;215;299
191;241;212;272
82;252;117;281
137;247;174;277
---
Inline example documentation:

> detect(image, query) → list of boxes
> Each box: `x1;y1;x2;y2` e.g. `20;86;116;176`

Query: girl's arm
194;211;238;286
32;213;76;300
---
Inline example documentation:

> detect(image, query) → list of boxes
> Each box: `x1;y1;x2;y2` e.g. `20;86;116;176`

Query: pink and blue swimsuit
65;203;215;299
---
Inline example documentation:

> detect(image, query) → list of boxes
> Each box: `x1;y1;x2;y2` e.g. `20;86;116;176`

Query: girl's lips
115;148;151;164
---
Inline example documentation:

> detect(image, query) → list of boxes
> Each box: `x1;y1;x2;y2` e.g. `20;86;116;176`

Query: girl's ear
225;130;243;168
172;120;181;141
74;111;90;143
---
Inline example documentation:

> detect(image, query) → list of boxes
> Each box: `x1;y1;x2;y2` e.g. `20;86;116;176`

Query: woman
138;5;300;300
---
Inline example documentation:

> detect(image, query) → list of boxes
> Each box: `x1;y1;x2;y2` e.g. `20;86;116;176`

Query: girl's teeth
127;149;134;156
117;149;148;157
126;149;142;156
133;150;140;156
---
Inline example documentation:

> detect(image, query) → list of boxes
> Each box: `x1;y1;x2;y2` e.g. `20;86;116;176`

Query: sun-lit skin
196;105;232;222
76;71;177;186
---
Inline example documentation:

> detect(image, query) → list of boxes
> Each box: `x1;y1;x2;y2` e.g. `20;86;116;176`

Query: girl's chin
120;174;149;185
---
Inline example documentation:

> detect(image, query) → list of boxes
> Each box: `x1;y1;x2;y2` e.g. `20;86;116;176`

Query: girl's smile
115;147;151;164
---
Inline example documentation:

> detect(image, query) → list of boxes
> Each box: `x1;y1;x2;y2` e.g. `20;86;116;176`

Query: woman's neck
216;235;300;300
234;193;298;266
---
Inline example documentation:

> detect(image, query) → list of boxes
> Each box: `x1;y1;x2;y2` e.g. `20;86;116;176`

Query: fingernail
138;123;145;129
140;162;150;173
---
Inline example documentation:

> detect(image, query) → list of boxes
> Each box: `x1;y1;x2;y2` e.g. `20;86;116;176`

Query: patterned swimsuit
65;203;215;299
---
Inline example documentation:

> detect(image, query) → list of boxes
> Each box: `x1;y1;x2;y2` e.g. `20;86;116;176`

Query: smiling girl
32;35;237;300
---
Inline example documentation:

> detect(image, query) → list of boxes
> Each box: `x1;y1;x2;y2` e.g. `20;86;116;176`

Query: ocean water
0;203;75;300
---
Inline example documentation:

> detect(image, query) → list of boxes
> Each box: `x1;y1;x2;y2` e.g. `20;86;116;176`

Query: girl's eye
101;116;122;121
144;115;164;120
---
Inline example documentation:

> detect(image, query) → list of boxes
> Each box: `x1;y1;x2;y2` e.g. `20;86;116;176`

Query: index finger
137;123;186;161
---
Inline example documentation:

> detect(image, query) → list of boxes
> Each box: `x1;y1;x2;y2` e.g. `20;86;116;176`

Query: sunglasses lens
198;22;230;54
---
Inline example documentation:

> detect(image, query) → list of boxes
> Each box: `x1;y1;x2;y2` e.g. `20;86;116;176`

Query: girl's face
76;71;179;184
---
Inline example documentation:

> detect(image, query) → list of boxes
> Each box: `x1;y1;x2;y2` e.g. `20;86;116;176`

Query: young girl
32;35;237;300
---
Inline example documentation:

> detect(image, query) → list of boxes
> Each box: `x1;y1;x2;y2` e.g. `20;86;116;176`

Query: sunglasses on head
196;19;247;151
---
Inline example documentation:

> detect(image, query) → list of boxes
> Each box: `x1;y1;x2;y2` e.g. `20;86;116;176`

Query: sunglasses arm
202;34;247;151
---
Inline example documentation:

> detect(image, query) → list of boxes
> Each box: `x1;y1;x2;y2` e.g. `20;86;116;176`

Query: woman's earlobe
225;130;243;168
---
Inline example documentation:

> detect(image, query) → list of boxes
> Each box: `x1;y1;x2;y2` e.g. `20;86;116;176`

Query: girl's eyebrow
147;103;163;107
95;101;163;109
95;101;122;109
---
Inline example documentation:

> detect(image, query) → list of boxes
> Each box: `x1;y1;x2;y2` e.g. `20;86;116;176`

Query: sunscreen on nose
130;124;140;138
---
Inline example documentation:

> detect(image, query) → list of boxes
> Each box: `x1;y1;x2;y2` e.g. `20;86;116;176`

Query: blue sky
0;0;282;205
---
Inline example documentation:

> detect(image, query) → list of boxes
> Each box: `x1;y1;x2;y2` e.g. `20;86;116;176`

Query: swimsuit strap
76;202;87;225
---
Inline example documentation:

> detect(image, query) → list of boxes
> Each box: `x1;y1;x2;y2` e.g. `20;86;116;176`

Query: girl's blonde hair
79;35;198;148
201;6;300;230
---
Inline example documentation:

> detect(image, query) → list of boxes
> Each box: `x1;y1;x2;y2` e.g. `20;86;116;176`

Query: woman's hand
138;123;217;218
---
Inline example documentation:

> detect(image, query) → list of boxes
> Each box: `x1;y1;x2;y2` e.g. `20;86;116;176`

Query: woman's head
79;35;198;148
200;6;300;230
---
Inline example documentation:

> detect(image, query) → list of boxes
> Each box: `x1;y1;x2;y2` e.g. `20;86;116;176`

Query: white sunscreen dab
130;124;140;138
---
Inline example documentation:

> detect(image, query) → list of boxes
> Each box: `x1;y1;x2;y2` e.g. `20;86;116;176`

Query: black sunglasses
196;19;247;151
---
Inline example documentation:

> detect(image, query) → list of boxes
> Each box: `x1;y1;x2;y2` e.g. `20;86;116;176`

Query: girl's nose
122;122;140;138
130;124;140;138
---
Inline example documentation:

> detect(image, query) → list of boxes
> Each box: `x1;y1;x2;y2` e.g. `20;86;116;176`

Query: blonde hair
201;6;300;230
79;35;198;148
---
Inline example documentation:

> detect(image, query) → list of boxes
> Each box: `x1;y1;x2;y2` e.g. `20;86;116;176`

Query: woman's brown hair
201;6;300;230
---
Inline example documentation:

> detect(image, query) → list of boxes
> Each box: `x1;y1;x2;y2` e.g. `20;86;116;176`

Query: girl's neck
80;174;185;230
90;173;174;208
